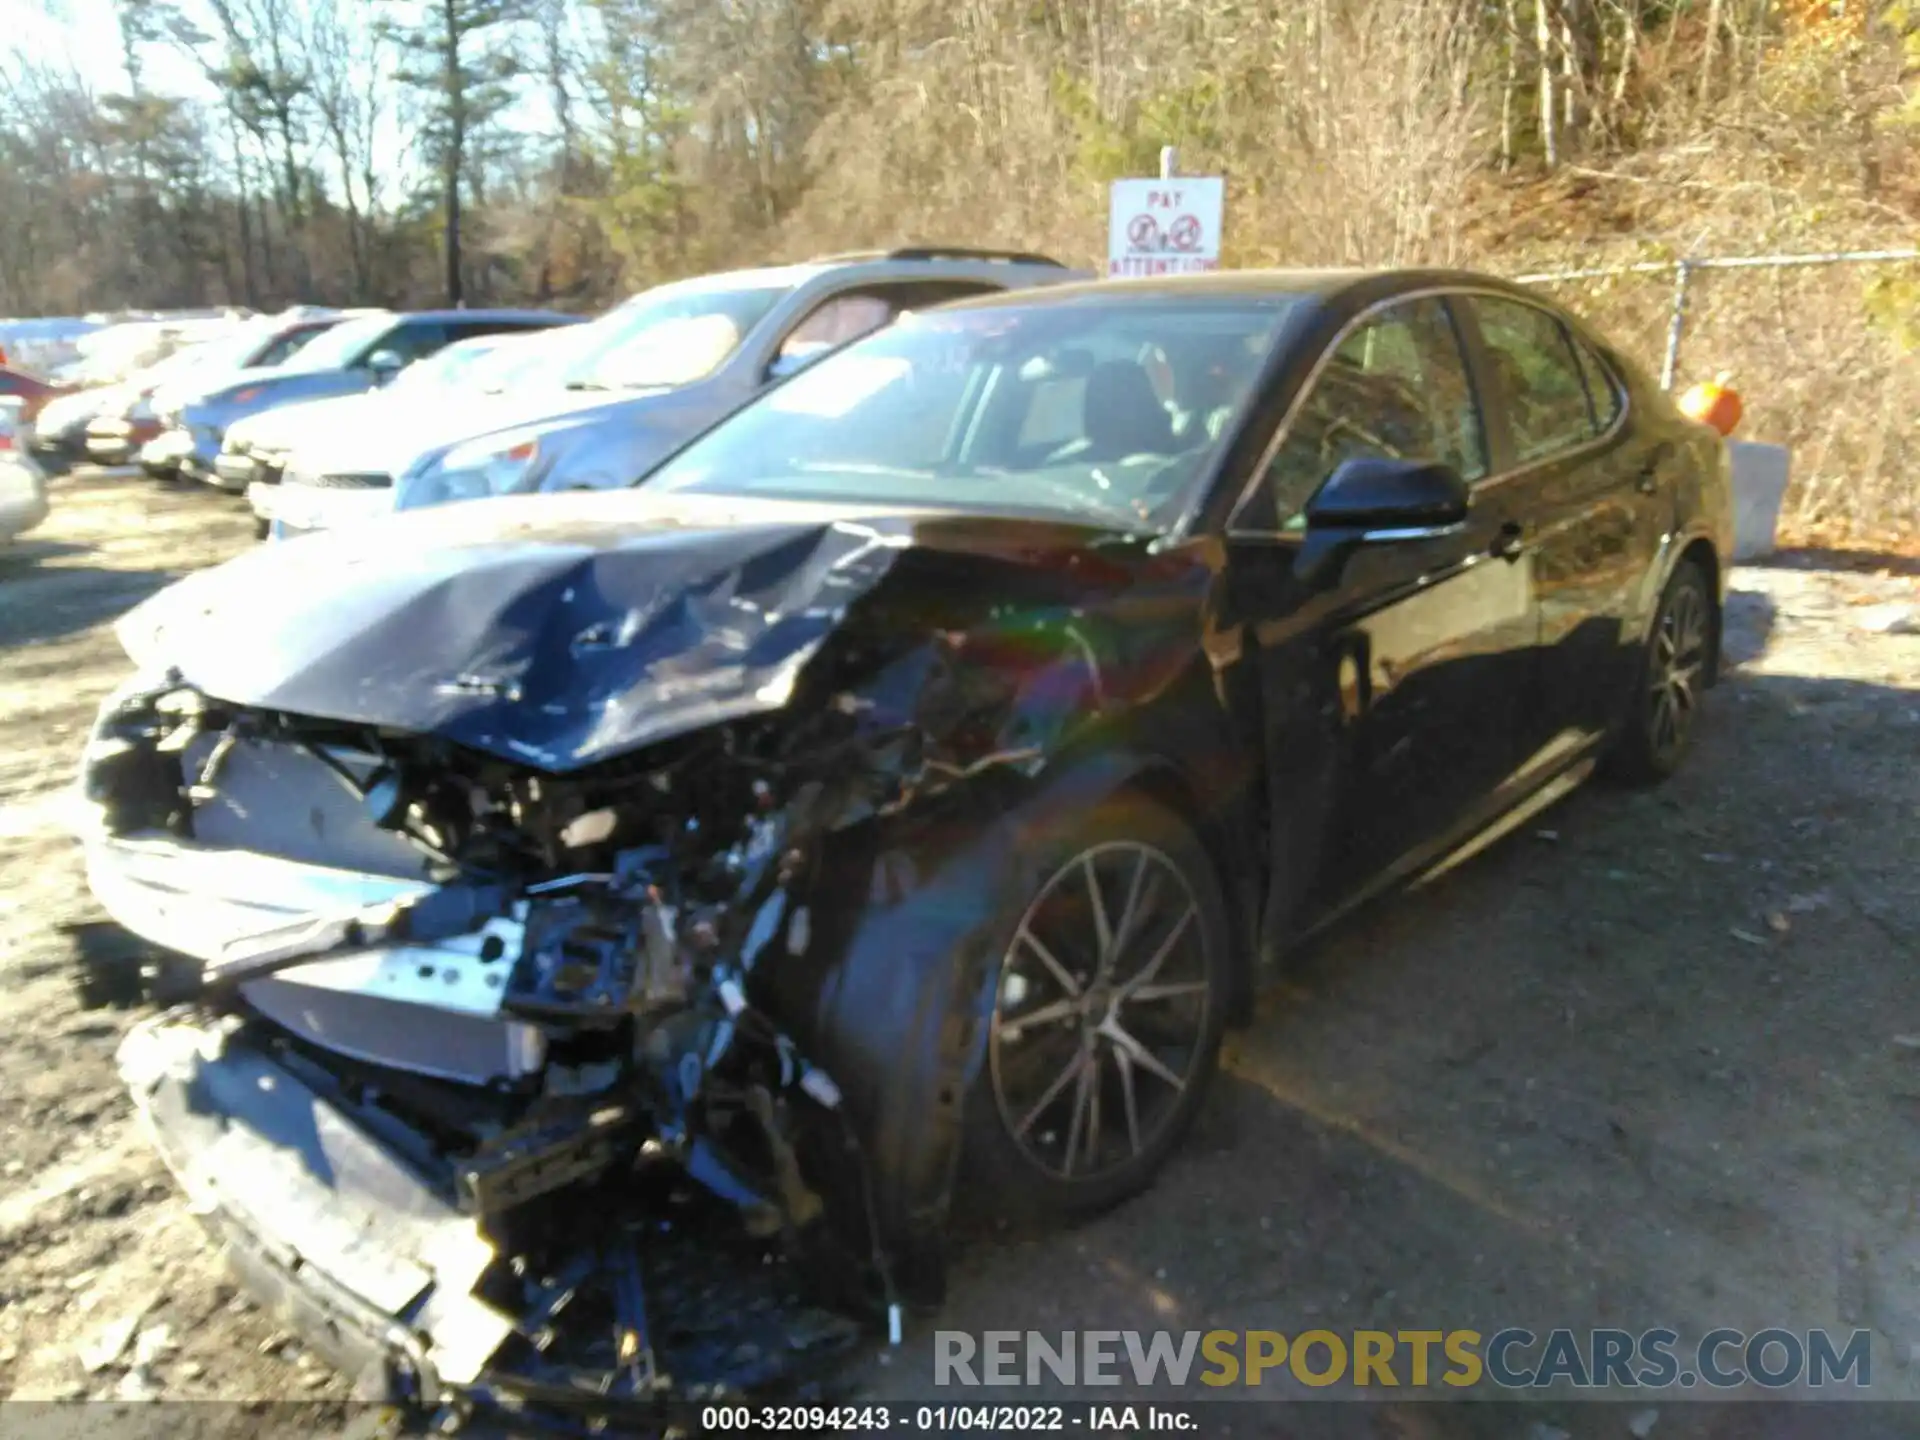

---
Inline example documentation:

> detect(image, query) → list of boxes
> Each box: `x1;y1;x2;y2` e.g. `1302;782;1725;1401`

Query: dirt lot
2;471;1918;1434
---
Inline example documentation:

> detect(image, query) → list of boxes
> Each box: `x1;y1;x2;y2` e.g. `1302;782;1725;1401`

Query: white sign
1107;176;1225;278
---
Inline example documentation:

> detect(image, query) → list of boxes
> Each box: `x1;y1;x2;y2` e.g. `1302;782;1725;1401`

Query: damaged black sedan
73;270;1732;1425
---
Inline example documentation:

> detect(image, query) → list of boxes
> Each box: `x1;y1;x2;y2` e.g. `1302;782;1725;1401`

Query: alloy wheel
1648;577;1710;767
988;841;1213;1183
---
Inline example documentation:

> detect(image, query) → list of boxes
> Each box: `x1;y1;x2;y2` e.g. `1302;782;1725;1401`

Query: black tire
961;792;1231;1221
1605;558;1715;785
252;516;271;541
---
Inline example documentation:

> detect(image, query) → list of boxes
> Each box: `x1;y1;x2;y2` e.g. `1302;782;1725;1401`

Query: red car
0;366;69;423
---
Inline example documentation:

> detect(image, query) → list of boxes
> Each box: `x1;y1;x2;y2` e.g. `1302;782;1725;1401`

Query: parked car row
154;251;1077;542
26;309;359;474
70;252;1737;1425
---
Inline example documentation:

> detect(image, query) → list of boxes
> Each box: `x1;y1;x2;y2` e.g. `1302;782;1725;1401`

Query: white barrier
1727;440;1790;562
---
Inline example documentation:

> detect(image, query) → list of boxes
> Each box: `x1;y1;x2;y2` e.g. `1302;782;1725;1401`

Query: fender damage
75;491;1244;1427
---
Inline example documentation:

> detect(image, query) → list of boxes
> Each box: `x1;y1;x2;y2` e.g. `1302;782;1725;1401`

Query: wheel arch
1675;534;1724;683
778;742;1254;1306
1098;755;1259;1028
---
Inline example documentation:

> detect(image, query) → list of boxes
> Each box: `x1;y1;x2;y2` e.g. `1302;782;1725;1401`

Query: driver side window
1264;297;1486;529
362;322;446;368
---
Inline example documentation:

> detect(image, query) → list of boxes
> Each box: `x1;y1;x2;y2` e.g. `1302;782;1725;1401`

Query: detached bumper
118;1016;514;1404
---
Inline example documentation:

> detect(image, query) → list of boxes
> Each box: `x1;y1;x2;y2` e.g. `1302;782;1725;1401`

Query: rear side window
1571;335;1622;432
1472;297;1603;464
772;281;1005;377
446;319;552;344
368;322;448;365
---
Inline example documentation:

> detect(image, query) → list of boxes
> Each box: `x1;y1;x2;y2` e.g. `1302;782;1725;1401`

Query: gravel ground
1;470;1917;1438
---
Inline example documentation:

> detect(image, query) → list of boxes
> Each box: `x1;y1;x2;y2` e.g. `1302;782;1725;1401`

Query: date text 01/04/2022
697;1403;1202;1431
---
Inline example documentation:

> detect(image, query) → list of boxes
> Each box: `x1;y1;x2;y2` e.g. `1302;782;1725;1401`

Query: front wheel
964;794;1231;1221
1605;558;1715;784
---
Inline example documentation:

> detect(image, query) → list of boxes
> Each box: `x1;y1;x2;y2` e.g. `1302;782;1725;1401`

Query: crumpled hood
114;489;1059;772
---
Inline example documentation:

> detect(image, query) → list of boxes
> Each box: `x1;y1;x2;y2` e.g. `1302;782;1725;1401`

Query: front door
1225;294;1540;936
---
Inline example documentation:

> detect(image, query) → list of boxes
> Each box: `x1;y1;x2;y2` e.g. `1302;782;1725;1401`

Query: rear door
1226;293;1540;929
1462;294;1658;761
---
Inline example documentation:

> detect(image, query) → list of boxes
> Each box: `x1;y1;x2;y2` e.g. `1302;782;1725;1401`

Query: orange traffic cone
1677;371;1742;437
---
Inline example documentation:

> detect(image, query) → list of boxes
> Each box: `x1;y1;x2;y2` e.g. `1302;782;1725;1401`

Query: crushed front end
76;674;927;1426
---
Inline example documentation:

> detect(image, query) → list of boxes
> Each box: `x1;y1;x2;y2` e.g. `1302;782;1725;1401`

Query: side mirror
766;349;820;384
1296;455;1469;588
365;349;405;382
1305;454;1469;532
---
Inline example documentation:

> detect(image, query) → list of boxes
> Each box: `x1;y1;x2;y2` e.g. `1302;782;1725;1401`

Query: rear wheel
1606;559;1715;784
965;794;1230;1220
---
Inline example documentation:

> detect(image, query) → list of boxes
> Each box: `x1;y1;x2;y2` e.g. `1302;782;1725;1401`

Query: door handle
1491;521;1526;560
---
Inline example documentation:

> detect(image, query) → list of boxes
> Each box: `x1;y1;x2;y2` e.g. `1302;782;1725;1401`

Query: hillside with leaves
2;0;1917;536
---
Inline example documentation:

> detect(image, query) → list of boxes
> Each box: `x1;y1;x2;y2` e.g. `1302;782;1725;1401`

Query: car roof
390;308;580;325
633;248;1088;301
940;266;1552;311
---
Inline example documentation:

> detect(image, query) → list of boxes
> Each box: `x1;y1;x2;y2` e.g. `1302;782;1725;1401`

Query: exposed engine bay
76;666;982;1425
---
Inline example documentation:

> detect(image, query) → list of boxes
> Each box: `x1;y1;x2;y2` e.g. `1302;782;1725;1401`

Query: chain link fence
1516;249;1920;546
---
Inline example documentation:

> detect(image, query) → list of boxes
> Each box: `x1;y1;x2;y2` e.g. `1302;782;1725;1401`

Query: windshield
280;313;394;373
563;283;787;391
644;297;1297;530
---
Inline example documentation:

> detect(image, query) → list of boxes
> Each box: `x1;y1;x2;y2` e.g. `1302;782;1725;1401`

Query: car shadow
1720;583;1778;668
1761;545;1920;578
0;537;89;566
0;560;179;647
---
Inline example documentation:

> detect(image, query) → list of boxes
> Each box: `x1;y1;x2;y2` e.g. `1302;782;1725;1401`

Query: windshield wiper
564;379;612;391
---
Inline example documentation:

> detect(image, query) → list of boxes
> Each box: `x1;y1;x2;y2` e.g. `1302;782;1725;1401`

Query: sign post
1106;174;1225;278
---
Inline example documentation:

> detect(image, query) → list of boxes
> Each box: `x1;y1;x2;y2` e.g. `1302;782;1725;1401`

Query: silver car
265;249;1086;538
